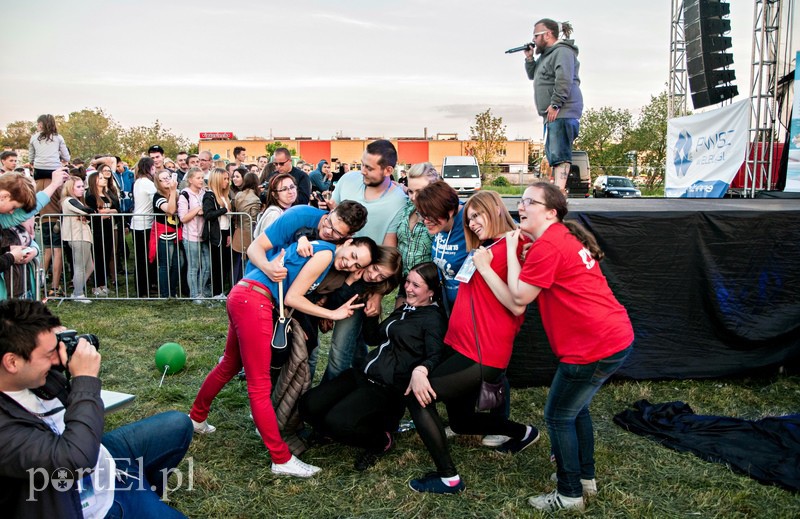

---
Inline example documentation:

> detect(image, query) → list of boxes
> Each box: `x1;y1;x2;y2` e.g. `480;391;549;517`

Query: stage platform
504;197;800;386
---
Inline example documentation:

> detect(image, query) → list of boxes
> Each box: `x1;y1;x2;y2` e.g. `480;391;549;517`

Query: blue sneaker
496;425;540;454
409;473;465;494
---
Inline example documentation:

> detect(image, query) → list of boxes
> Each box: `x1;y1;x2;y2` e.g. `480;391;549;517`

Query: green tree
629;91;669;187
59;108;122;161
119;120;193;164
1;120;35;151
470;109;507;180
265;141;296;157
574;107;632;177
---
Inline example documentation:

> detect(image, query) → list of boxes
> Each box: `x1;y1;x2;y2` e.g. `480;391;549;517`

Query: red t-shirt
446;237;525;369
520;223;633;364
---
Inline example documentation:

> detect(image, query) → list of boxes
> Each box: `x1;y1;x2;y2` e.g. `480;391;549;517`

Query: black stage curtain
507;202;800;386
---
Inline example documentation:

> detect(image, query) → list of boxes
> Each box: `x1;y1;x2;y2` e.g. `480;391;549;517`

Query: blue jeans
545;345;631;498
157;238;181;298
545;118;580;166
102;411;192;518
322;310;366;383
183;239;210;298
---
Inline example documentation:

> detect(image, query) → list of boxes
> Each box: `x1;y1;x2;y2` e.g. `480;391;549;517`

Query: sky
1;0;793;143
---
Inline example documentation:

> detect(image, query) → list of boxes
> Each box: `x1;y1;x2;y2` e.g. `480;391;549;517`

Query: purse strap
277;280;285;321
470;298;486;383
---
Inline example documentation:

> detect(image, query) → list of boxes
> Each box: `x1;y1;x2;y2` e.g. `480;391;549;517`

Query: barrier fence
33;212;254;302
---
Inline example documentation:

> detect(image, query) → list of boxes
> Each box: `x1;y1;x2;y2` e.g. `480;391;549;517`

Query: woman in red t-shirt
506;181;633;513
406;191;539;495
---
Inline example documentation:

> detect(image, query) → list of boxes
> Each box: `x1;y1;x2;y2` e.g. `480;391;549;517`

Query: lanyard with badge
455;237;504;283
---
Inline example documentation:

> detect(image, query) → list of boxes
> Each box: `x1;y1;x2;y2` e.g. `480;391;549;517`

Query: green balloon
155;342;186;375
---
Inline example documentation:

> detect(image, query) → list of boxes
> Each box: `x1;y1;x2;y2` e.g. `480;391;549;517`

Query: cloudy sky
1;0;789;142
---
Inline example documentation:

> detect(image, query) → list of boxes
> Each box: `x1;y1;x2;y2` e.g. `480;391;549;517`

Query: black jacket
363;304;447;391
0;373;104;518
201;191;229;245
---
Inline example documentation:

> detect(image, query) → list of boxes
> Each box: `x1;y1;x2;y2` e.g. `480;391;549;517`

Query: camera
56;329;100;360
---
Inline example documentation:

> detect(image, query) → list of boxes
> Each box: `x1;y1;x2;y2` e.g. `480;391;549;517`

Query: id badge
455;251;477;283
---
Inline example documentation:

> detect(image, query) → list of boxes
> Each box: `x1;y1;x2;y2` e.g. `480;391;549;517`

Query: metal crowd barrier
33;212;254;302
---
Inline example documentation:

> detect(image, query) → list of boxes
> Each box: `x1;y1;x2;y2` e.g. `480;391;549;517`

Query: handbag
471;299;507;412
271;280;291;350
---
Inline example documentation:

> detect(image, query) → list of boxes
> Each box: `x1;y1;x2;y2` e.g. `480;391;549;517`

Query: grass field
49;299;800;518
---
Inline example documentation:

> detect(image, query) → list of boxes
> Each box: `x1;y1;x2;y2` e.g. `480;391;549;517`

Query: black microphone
505;43;533;54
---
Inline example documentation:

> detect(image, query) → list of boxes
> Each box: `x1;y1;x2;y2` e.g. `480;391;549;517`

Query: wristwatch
551;104;561;111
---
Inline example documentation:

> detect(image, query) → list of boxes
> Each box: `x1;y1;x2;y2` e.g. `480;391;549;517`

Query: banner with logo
666;99;749;198
787;51;800;193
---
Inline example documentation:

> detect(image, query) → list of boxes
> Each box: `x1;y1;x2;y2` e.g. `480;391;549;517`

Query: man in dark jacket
0;299;193;518
267;147;312;205
524;18;584;193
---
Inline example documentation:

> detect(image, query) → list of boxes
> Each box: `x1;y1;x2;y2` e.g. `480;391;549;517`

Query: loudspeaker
683;0;737;109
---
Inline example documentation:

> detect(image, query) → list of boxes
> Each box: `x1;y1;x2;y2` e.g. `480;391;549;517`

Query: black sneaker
354;432;393;471
409;473;465;494
496;425;540;454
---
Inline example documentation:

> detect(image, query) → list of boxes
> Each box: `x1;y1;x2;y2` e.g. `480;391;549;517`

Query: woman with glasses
150;170;181;298
231;172;261;283
505;182;633;512
253;173;297;238
202;168;232;299
406;191;536;495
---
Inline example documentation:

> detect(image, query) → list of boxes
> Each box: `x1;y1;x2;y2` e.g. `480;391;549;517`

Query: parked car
593;175;642;198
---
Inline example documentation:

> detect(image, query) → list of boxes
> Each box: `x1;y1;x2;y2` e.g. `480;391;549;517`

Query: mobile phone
314;192;325;202
171;172;178;182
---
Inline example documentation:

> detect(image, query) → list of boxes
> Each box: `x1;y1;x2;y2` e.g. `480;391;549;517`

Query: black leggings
407;350;527;477
299;369;404;453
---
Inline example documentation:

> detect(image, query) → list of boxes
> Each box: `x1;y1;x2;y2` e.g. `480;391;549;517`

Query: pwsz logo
674;130;692;177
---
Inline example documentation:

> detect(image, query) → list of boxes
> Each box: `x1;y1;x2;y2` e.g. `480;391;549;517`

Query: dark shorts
39;220;62;249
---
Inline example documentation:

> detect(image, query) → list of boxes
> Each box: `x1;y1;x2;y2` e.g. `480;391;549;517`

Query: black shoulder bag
471;299;507;412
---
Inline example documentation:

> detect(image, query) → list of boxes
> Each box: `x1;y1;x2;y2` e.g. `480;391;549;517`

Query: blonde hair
208;168;230;208
463;190;517;250
61;175;85;203
407;162;439;182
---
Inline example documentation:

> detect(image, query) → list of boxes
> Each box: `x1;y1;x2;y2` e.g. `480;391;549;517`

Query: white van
441;156;481;195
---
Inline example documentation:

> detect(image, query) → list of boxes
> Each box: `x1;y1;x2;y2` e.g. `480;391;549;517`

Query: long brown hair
265;173;296;208
463;191;516;250
36;114;58;142
531;181;604;261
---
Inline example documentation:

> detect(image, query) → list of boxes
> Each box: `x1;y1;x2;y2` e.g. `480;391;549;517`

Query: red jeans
189;281;291;464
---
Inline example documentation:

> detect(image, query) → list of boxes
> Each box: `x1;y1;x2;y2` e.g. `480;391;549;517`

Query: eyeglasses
323;214;348;240
518;197;547;208
418;213;440;223
275;184;297;193
273;159;290;167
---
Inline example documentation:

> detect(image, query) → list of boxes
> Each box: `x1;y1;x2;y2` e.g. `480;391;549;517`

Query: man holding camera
524;18;583;193
0;299;193;518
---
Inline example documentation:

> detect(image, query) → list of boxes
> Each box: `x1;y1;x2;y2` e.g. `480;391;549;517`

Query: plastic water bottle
397;419;416;433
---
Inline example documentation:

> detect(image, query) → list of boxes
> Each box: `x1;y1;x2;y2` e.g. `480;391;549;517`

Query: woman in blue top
189;235;379;478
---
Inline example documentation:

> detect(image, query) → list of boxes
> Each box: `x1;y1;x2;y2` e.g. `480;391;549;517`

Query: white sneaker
92;287;109;297
71;294;92;304
528;490;585;512
481;434;511;447
212;293;227;300
190;417;216;434
271;455;321;478
192;298;205;305
549;472;598;496
444;426;457;439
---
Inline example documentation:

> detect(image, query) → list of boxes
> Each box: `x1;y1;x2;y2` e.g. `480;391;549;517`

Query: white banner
786;51;800;193
665;99;749;198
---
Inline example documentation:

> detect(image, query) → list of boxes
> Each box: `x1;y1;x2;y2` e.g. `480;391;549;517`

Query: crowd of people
0;114;634;514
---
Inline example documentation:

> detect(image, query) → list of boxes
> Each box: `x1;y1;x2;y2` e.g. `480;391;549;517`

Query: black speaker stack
684;0;738;109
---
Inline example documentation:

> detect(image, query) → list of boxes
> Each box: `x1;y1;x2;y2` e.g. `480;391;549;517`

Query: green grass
49;300;800;518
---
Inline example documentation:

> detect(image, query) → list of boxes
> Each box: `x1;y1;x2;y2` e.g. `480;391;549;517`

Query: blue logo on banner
681;180;730;198
674;130;692;177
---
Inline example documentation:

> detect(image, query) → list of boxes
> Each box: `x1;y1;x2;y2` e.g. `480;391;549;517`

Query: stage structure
668;0;796;196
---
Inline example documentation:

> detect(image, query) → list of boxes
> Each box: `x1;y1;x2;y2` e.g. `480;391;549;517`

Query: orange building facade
199;138;532;173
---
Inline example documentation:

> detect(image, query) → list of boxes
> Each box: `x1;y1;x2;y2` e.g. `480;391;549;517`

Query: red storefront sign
199;132;234;140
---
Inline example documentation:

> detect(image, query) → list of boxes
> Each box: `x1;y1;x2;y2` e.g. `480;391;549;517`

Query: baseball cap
148;145;165;155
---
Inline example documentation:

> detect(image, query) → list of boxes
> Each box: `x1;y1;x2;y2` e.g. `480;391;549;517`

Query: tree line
0;108;196;165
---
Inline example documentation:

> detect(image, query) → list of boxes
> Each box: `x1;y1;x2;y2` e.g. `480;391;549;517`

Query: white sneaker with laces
549;472;598;496
190;417;216;434
271;455;321;478
482;434;512;447
528;490;585;512
71;294;92;304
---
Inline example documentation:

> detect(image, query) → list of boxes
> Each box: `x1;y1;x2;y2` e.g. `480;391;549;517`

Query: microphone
505;43;533;54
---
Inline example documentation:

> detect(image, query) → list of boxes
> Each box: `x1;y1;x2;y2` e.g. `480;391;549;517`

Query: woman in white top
253;172;297;237
29;114;70;181
202;169;232;298
60;176;94;303
132;157;157;297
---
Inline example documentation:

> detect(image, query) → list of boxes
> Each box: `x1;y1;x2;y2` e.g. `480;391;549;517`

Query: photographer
0;299;193;518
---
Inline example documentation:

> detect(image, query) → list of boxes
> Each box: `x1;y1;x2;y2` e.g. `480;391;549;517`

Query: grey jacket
525;39;584;120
